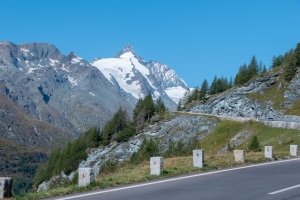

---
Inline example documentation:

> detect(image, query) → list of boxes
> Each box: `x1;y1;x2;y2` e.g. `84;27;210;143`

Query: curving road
47;158;300;200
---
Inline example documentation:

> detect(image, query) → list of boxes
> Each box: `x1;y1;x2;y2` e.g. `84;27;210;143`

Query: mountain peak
114;44;136;58
0;40;16;46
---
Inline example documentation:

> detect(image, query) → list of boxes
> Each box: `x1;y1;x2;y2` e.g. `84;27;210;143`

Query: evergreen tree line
34;95;166;187
179;42;300;110
234;55;267;86
177;76;233;110
34;127;99;187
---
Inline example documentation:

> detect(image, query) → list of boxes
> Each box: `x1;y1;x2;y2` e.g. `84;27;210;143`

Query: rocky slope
187;68;300;122
0;41;135;135
79;113;218;175
38;112;219;191
0;92;71;150
91;45;188;110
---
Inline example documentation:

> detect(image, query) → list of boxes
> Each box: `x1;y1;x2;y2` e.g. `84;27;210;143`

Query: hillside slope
0;138;49;195
0;92;72;150
187;67;300;121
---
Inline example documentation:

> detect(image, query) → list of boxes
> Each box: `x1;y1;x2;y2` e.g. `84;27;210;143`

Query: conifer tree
271;55;284;69
199;79;208;100
234;64;245;86
155;97;166;113
295;43;300;67
284;49;297;82
143;94;155;120
228;76;233;89
262;65;267;74
209;76;218;95
177;98;182;111
248;55;259;78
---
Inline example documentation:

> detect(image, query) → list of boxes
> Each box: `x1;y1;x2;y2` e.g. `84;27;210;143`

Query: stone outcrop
39;113;219;190
79;113;219;177
188;68;300;123
187;71;283;119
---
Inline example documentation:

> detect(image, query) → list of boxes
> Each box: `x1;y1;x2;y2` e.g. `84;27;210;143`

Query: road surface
47;158;300;200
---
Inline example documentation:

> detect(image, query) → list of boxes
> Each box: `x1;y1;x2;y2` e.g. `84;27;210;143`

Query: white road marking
268;184;300;195
55;158;300;200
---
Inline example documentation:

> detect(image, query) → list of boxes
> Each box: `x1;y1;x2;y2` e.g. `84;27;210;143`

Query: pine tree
181;88;191;106
284;49;297;82
228;76;233;89
209;76;218;95
271;55;284;69
234;64;248;86
248;55;259;78
262;65;267;74
199;79;208;100
177;98;183;111
295;43;300;67
133;98;143;123
248;135;260;152
143;94;155;121
155;97;166;113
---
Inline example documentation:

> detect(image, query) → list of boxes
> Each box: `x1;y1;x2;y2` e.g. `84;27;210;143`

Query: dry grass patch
15;151;292;200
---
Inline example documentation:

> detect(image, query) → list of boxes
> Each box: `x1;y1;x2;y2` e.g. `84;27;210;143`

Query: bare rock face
0;177;13;199
0;41;134;137
188;70;300;122
187;71;282;119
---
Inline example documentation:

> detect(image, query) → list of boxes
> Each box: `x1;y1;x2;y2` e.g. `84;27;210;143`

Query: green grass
199;120;246;154
285;99;300;115
199;120;300;154
246;72;287;110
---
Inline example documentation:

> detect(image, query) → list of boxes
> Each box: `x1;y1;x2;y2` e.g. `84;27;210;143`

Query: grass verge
15;151;293;200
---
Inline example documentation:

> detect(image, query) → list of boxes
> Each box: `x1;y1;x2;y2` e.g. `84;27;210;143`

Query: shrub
248;135;261;152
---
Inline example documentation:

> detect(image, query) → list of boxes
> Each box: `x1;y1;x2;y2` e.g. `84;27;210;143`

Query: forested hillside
34;95;166;188
180;42;300;110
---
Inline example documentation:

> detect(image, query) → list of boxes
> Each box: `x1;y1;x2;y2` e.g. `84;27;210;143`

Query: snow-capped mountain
91;44;188;110
0;41;188;140
0;41;135;135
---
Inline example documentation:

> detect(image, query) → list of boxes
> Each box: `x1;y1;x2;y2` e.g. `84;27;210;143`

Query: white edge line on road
55;158;300;200
268;184;300;194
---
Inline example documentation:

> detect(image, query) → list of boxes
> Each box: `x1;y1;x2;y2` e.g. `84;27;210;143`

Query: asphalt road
47;158;300;200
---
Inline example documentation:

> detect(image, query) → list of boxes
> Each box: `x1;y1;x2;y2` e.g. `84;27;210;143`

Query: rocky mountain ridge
90;44;188;110
0;41;136;137
0;41;188;141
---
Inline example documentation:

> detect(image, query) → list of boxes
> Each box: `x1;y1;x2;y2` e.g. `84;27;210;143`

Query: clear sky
1;0;300;87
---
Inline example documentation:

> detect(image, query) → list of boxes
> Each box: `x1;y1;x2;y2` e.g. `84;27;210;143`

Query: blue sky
1;0;300;87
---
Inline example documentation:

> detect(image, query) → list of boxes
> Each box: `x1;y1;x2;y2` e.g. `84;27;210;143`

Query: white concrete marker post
78;168;95;187
265;146;273;159
193;150;204;168
234;150;245;162
150;157;163;175
290;145;298;157
0;177;13;199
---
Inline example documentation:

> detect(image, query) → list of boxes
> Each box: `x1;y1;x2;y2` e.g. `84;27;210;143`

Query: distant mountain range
0;41;188;147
